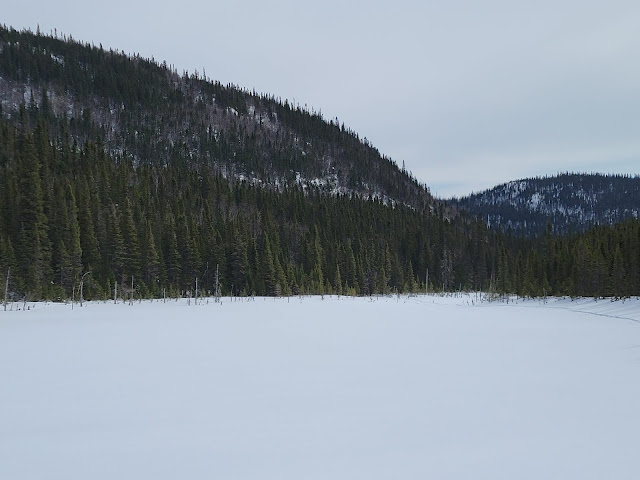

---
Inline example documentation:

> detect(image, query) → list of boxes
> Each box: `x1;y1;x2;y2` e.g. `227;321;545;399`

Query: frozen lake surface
2;294;640;479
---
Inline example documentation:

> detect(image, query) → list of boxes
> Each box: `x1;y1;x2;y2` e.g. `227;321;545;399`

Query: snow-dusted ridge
452;173;640;235
0;31;434;211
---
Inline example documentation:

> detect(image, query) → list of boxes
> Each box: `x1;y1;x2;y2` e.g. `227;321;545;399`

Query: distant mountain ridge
452;173;640;235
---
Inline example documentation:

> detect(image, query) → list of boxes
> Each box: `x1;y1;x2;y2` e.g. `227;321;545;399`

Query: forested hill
0;26;432;209
2;25;640;301
2;109;640;301
452;173;640;236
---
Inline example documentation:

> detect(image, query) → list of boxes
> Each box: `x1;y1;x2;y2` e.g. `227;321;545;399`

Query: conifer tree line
1;25;639;301
0;107;445;300
1;110;640;301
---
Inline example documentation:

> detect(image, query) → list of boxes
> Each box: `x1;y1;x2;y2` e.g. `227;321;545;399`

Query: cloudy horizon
3;0;640;197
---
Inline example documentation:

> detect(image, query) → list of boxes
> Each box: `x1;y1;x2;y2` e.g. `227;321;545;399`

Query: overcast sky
4;0;640;197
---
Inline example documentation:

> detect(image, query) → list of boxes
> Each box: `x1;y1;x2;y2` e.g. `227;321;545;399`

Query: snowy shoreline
3;293;640;324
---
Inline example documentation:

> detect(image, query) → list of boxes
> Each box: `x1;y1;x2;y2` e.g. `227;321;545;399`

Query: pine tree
610;244;625;298
261;236;277;296
65;182;83;287
53;238;71;295
334;263;342;295
141;220;161;294
108;203;126;284
229;228;249;295
77;178;100;278
344;241;357;291
120;197;141;280
162;213;181;287
16;130;51;297
275;255;288;296
310;226;324;293
406;260;417;293
176;213;200;290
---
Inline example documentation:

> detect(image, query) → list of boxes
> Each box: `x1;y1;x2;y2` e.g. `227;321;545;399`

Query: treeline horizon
1;108;640;301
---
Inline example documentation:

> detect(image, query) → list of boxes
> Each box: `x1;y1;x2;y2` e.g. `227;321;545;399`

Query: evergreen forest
1;26;639;301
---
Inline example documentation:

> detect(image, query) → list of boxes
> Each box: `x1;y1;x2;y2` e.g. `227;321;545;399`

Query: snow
529;192;542;209
50;53;64;65
2;295;640;479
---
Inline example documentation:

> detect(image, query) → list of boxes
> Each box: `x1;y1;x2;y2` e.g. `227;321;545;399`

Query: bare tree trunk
215;264;221;302
426;268;429;295
4;268;9;311
78;271;90;308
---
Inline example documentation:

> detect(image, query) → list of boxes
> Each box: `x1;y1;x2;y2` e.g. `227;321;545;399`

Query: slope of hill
452;173;640;235
0;26;432;210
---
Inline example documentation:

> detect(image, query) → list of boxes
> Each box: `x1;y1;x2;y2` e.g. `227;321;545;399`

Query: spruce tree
162;213;181;288
261;237;277;296
77;178;101;278
229;228;249;295
141;220;161;294
16;131;51;297
120;197;141;280
65;182;83;286
108;203;126;286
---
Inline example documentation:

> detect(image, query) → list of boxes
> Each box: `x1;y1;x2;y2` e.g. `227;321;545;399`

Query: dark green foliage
15;121;51;297
1;26;639;300
3;110;640;300
0;111;463;298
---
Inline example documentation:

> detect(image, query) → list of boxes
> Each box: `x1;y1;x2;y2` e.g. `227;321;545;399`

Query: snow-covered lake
2;295;640;479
